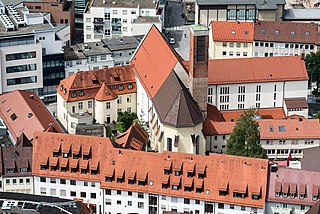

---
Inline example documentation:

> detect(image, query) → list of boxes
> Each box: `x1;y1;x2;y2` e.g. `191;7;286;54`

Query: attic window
118;84;124;91
63;88;67;95
274;30;279;35
275;192;281;197
172;185;179;190
261;29;266;34
233;192;245;198
60;85;64;91
10;113;17;121
92;79;99;84
290;193;296;198
244;31;248;36
313;195;318;201
305;31;310;36
219;190;227;196
79;90;84;97
252;194;259;200
28;113;33;118
290;31;295;36
269;126;274;132
128;83;133;89
299;194;305;200
71;91;77;98
283;192;288;198
231;30;236;35
279;126;285;132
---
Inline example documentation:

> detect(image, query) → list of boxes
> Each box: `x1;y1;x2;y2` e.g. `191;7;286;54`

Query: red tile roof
285;97;308;109
131;25;180;98
211;21;254;42
267;167;320;206
222;108;286;122
0;90;63;142
208;56;308;85
32;132;269;208
57;66;136;102
254;21;320;44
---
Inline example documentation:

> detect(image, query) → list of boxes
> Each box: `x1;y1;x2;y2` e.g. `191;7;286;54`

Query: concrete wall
3;176;33;194
210;41;253;59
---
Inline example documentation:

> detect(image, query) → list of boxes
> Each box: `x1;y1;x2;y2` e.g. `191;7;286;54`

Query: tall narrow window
196;36;205;61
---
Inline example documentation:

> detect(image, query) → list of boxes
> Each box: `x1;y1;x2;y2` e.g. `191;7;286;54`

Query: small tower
188;25;209;117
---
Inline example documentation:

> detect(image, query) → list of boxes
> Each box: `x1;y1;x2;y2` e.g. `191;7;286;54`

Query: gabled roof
307;200;320;214
115;122;148;151
208;56;308;85
153;72;204;128
131;25;180;99
95;83;118;101
211;21;254;42
254;21;320;44
0;90;63;142
2;146;32;177
57;66;136;102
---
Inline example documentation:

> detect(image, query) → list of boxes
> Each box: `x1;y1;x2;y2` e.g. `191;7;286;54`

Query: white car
169;37;175;45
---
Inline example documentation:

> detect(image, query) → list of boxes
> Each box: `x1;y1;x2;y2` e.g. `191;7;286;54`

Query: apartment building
209;21;254;59
0;90;63;145
0;6;69;106
253;21;319;57
22;0;75;42
1;145;33;194
83;0;161;42
131;25;206;154
32;131;269;214
207;56;309;114
204;105;320;159
57;66;136;134
64;35;141;77
266;166;320;214
195;0;285;26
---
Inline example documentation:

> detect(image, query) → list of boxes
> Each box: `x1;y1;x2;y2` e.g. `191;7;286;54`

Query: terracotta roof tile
57;66;136;102
208;56;308;85
2;146;32;177
115;123;148;151
0;90;63;142
254;21;320;44
211;21;254;42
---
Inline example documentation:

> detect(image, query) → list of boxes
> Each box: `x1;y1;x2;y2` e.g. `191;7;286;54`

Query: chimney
188;25;209;117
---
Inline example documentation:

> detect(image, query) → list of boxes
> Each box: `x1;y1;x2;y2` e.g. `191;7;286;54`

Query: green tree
226;109;268;159
115;111;138;133
289;207;295;214
305;50;320;95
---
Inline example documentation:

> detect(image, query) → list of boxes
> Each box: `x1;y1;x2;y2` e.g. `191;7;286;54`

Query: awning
89;160;99;171
275;181;281;192
105;167;114;177
49;157;58;166
290;183;296;194
164;160;172;170
219;180;228;191
174;135;179;147
60;158;68;168
72;144;81;155
80;160;89;169
171;176;181;186
82;145;91;155
162;175;169;184
184;177;193;188
137;171;148;182
70;159;79;168
195;179;203;188
127;170;136;180
62;142;71;153
52;142;61;153
299;184;306;195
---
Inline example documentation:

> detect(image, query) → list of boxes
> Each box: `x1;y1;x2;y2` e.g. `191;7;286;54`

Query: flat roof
0;23;54;37
92;0;156;8
284;8;320;20
196;0;285;9
132;16;160;23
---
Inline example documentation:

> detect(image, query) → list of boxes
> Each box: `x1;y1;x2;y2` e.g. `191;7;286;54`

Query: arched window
195;135;200;154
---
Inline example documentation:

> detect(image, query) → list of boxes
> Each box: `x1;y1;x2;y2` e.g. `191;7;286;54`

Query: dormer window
175;170;181;176
61;167;67;172
283;192;288;198
261;29;266;34
63;153;68;158
105;176;113;182
275;192;281;197
138;180;146;186
162;183;168;189
184;186;192;192
7;168;15;173
274;30;279;35
53;152;59;157
313;195;318;201
290;193;296;199
290;31;295;36
83;154;89;160
128;178;135;185
164;169;171;175
279;126;285;132
196;187;203;193
233;192;245;198
71;167;78;173
79;90;84;96
118;84;124;91
219;190;227;196
51;166;57;171
198;172;205;179
299;194;305;200
128;83;133;89
63;88;67;95
81;169;87;174
117;178;123;183
91;169;97;175
40;164;47;170
71;91;77;98
20;168;28;173
187;172;194;178
252;194;259;200
305;31;310;36
172;185;179;190
73;153;80;159
60;85;64;91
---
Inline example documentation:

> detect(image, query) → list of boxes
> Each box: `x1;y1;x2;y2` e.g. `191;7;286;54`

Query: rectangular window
138;202;144;209
60;189;66;196
80;192;86;197
6;64;37;73
6;51;36;61
106;102;111;109
78;102;83;110
113;10;118;15
7;76;37;86
88;100;93;108
70;191;76;197
196;36;205;61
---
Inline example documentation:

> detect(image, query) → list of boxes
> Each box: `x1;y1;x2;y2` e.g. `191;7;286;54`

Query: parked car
169;37;175;45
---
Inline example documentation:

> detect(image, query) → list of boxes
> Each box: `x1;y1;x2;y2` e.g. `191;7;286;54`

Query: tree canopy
305;50;320;95
115;111;138;133
226;109;268;159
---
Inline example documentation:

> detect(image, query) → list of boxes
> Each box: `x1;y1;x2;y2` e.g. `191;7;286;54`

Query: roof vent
30;94;34;99
119;38;123;42
27;113;33;118
112;1;116;4
230;118;234;122
270;164;278;172
299;118;303;122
